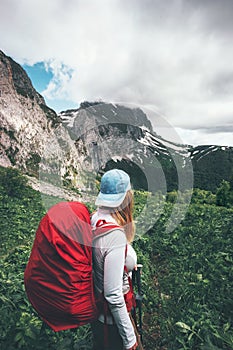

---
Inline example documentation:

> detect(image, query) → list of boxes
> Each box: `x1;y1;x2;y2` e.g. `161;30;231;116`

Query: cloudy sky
1;0;233;146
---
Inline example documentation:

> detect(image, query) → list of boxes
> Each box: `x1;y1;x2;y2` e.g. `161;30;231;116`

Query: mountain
60;103;233;193
59;102;193;192
0;50;85;195
0;50;233;195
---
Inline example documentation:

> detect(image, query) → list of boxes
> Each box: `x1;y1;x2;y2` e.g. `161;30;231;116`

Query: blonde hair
110;190;135;243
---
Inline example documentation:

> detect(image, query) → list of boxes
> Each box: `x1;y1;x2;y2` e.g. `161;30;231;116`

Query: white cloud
42;60;74;101
175;128;233;147
1;0;233;146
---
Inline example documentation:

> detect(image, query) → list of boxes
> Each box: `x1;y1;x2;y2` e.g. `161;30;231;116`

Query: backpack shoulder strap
92;219;124;240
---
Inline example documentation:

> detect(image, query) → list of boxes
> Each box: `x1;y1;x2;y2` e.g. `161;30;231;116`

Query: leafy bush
0;167;29;198
191;188;216;205
216;180;233;207
1;171;233;349
133;194;233;350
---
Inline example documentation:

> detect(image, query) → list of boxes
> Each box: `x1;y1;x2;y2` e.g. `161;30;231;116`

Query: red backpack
24;201;135;332
24;201;98;331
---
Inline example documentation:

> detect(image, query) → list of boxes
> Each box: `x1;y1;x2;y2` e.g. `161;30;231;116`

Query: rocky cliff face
0;50;84;193
0;50;55;169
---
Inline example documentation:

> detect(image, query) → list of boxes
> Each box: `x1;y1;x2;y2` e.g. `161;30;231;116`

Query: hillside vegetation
0;167;232;349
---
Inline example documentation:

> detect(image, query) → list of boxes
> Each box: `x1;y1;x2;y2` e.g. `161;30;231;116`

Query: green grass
0;167;233;349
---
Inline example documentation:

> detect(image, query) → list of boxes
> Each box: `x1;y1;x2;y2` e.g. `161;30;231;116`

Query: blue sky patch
45;97;78;113
22;62;78;112
23;62;53;92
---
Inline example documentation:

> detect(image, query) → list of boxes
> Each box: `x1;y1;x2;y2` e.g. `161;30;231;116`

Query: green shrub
0;167;29;198
216;180;233;207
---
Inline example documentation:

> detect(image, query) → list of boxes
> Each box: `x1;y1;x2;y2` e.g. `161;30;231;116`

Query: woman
91;169;138;350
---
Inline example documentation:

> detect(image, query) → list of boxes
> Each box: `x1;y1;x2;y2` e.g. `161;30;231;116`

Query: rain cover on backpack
24;201;98;331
